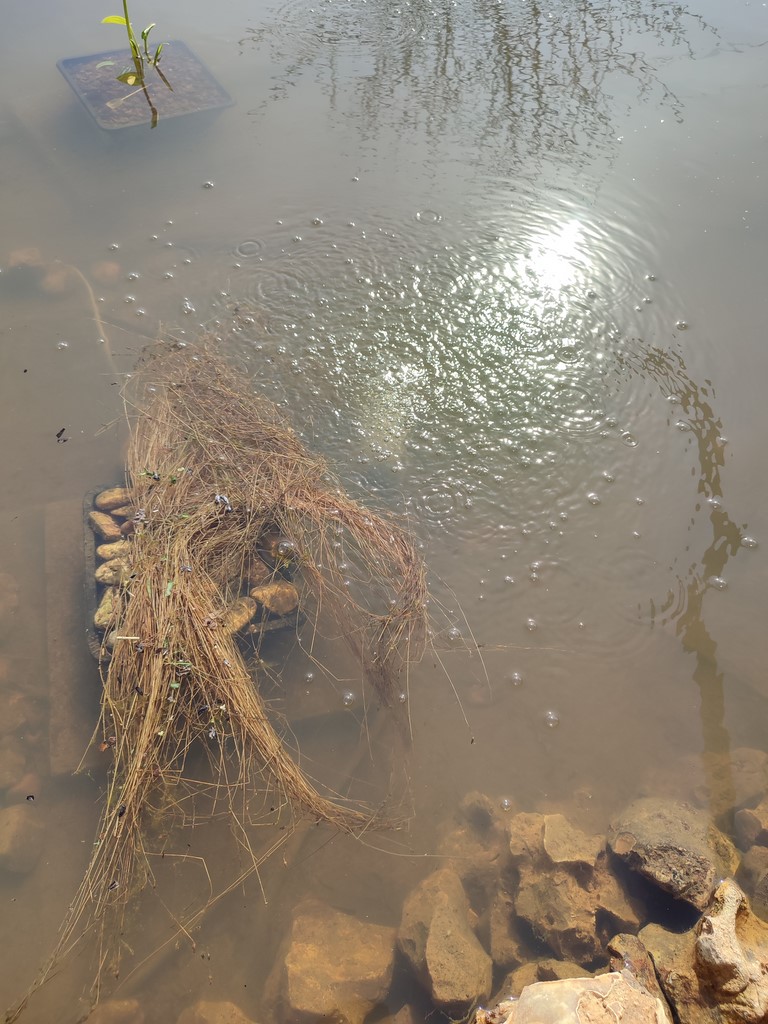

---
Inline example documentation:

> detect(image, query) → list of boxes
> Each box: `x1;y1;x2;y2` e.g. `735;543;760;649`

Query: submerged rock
607;797;738;910
176;1001;258;1024
249;581;299;616
398;867;492;1010
476;972;669;1024
0;804;44;872
438;791;512;913
508;811;641;966
735;797;768;851
607;933;674;1023
274;898;395;1024
642;879;768;1023
88;510;123;542
86;1000;144;1024
94;487;132;512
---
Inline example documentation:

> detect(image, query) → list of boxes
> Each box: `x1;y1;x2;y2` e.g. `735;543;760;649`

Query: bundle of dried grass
20;340;428;1013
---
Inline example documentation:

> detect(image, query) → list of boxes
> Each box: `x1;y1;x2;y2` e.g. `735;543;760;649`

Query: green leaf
117;71;139;85
96;60;116;69
165;581;174;597
102;15;127;25
141;23;156;41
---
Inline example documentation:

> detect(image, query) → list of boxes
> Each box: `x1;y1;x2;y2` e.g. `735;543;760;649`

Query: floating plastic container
58;40;233;130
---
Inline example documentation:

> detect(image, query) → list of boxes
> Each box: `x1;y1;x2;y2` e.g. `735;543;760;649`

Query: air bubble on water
602;471;615;483
559;512;568;521
504;575;515;585
163;272;174;280
311;218;324;226
202;181;215;189
643;296;652;304
108;243;119;251
499;797;513;812
525;618;537;632
277;539;296;558
529;572;540;584
742;536;759;549
620;432;638;447
135;308;146;317
544;710;560;728
447;626;463;645
707;576;728;591
507;671;523;687
707;497;722;511
645;273;656;281
342;691;355;707
127;271;140;281
635;497;645;505
124;295;136;303
182;298;196;315
304;671;315;684
398;692;407;704
56;340;69;350
587;492;601;505
676;320;688;330
676;420;691;431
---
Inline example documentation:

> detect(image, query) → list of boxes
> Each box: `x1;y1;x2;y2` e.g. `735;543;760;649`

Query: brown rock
439;792;512;912
0;804;45;872
86;1000;144;1024
40;265;73;295
735;798;768;851
486;889;526;972
542;814;603;869
608;797;738;910
249;581;299;617
222;597;258;634
89;510;122;542
95;558;132;586
642;881;768;1023
398;867;492;1010
607;934;673;1023
536;959;591;982
277;899;395;1024
176;1001;257;1024
90;260;122;285
0;738;27;790
508;812;546;868
8;247;43;268
94;487;132;511
515;866;602;965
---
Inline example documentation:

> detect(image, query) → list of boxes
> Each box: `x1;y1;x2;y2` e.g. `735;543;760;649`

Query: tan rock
542;814;603;869
642;880;768;1023
8;247;43;268
0;804;45;873
96;540;134;561
40;265;73;295
94;487;132;511
495;972;669;1024
486;889;526;972
508;812;546;868
95;558;132;586
176;1000;257;1024
86;1000;144;1023
439;792;512;912
222;596;258;634
607;934;673;1023
399;867;492;1009
94;587;121;630
277;899;395;1024
89;510;122;542
90;260;122;285
249;581;299;616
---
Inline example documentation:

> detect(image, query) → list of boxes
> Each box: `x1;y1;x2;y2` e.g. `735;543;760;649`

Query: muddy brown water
1;0;767;1020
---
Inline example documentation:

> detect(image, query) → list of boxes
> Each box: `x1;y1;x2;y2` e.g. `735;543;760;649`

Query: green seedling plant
102;0;164;86
99;1;171;126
